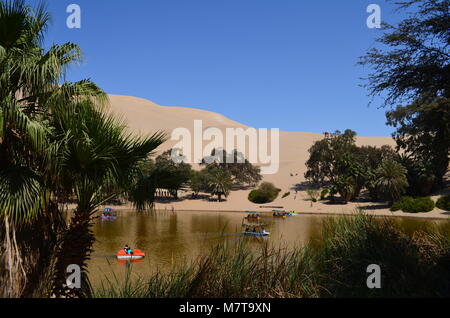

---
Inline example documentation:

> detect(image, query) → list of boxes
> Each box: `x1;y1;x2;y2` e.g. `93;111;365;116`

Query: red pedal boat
116;249;145;260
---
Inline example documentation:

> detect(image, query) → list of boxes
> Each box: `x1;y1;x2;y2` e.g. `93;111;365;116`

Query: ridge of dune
103;94;448;219
107;94;248;134
106;94;396;187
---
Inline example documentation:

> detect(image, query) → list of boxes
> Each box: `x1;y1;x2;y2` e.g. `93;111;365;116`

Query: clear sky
33;0;407;136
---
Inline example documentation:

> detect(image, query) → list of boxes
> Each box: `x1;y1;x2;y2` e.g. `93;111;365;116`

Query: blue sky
34;0;406;136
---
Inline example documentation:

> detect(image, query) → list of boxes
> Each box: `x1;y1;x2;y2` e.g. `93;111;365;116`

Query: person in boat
123;244;134;255
103;208;113;217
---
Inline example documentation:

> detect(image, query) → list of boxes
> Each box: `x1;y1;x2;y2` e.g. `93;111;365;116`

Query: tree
375;160;409;204
0;0;104;297
357;145;398;169
360;0;450;188
202;149;262;187
129;150;192;212
305;130;358;185
50;101;165;297
305;129;408;203
207;167;233;201
387;99;449;190
128;169;158;212
189;169;211;198
399;155;437;196
0;0;166;298
153;150;192;199
305;130;369;202
335;176;357;203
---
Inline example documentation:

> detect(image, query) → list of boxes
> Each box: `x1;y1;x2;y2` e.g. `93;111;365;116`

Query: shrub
320;188;329;200
306;189;320;203
390;196;414;212
390;196;435;213
436;195;450;211
413;197;436;213
248;182;281;204
248;190;267;204
335;176;356;203
375;160;408;203
282;192;290;199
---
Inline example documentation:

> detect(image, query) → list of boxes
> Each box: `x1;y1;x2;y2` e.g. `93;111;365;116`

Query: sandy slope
106;95;450;219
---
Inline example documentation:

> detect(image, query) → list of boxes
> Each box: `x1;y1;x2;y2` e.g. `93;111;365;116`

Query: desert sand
105;94;449;220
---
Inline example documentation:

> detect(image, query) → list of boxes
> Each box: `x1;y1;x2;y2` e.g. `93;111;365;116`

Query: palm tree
207;168;232;201
375;160;409;204
333;176;356;203
0;0;105;226
0;0;97;297
0;0;166;297
49;101;165;297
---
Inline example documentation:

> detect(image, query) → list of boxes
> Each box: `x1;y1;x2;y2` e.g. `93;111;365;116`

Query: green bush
320;188;329;200
248;182;281;204
390;196;435;213
390;196;414;212
248;190;267;204
306;189;321;203
436;195;450;211
282;192;290;199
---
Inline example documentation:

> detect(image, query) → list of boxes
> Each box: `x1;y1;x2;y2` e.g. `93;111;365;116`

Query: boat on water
272;211;287;219
242;222;270;237
243;229;270;237
116;249;145;260
244;211;261;220
101;208;117;220
272;210;298;217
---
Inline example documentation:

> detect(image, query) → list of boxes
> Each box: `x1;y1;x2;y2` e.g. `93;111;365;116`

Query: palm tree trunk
52;211;95;298
1;202;64;298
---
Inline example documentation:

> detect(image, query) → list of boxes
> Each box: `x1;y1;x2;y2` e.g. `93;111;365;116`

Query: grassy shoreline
93;213;450;298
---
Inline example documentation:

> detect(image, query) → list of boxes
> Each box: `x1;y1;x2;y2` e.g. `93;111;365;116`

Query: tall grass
93;213;450;298
316;214;450;297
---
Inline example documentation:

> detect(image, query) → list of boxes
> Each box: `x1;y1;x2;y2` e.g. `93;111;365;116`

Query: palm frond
0;166;46;224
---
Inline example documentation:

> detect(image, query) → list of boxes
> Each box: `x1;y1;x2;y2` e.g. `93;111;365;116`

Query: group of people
244;226;266;233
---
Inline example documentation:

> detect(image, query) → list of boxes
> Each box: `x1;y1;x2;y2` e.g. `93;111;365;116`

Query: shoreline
88;202;450;221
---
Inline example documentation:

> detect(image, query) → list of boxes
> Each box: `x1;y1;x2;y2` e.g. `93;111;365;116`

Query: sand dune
106;94;448;219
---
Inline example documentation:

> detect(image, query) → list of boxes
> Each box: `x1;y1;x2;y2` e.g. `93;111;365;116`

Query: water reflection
88;210;449;288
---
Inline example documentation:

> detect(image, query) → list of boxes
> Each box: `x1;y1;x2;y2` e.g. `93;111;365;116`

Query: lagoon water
88;210;449;288
88;210;325;287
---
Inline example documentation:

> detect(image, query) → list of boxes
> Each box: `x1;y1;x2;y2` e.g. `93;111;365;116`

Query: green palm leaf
0;167;46;223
